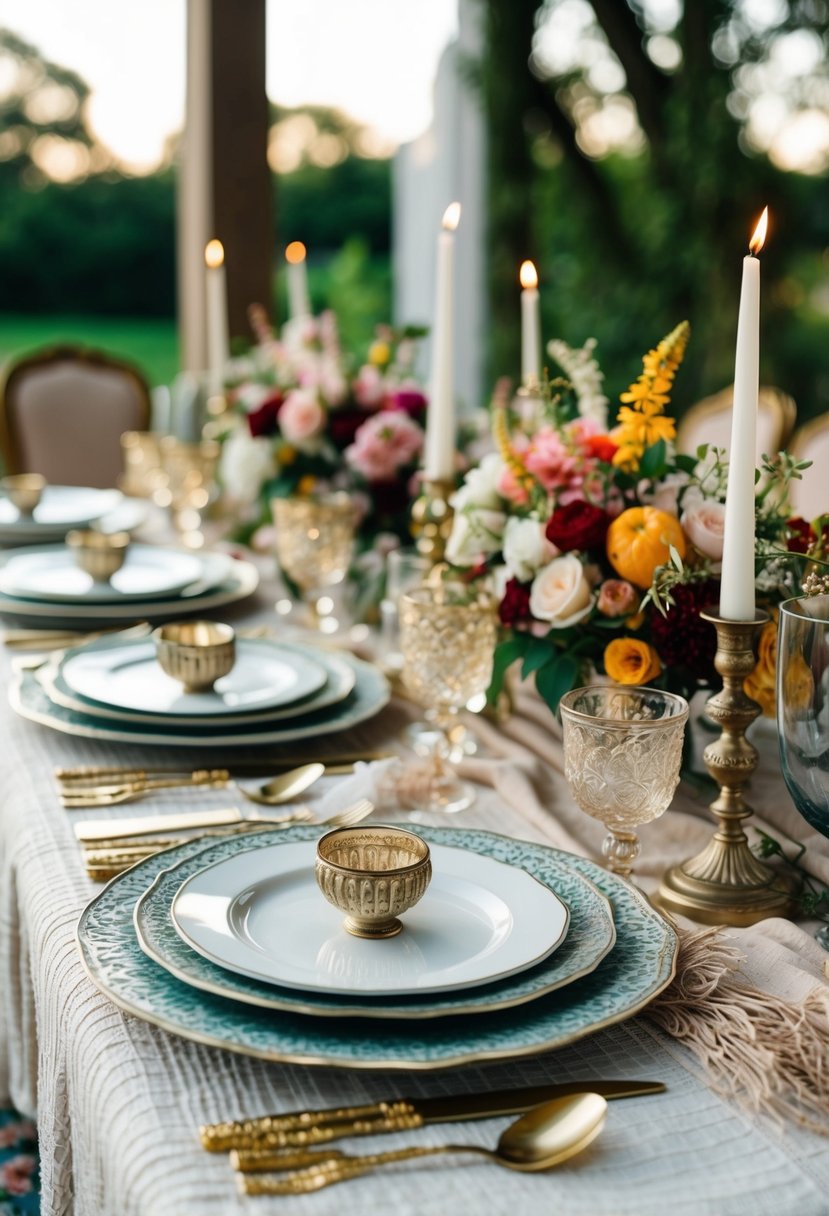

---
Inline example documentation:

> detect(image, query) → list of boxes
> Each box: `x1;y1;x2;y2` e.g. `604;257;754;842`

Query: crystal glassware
396;582;497;815
560;685;689;879
155;437;220;548
777;592;829;947
379;547;434;676
272;493;356;633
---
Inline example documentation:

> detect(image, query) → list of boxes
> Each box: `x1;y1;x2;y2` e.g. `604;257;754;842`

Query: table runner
1;576;828;1215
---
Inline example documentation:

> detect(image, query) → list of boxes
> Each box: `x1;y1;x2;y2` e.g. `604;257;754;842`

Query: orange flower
606;506;686;589
604;637;662;685
744;613;778;718
613;321;689;471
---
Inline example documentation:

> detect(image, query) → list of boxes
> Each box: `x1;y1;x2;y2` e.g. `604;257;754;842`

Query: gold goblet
272;493;356;632
156;437;220;548
395;582;497;816
560;685;689;879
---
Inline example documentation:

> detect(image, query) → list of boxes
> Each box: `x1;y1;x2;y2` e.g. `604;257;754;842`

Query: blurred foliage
478;0;829;422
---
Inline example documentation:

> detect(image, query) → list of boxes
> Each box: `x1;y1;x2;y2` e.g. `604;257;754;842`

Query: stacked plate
0;540;259;631
77;823;678;1070
12;632;391;747
0;484;125;545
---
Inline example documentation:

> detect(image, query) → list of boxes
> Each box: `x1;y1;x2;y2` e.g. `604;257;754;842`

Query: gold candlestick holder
410;478;455;563
659;610;797;926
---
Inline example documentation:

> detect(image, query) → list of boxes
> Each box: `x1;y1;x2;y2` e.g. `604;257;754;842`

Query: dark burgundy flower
366;479;409;519
545;500;610;552
649;580;719;684
246;391;283;438
388;388;427;418
499;578;532;626
786;517;815;555
328;408;370;450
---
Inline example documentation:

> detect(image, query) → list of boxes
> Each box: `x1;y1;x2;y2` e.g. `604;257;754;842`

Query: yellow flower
604;637;662;685
296;474;316;496
613;321;690;472
744;612;778;718
781;652;814;712
278;443;297;466
368;340;392;367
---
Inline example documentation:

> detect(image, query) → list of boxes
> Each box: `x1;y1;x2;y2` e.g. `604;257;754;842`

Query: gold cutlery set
199;1081;665;1194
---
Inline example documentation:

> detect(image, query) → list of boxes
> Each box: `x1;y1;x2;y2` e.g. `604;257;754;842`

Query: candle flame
749;207;768;255
204;239;224;269
519;260;538;290
285;241;307;265
442;202;461;231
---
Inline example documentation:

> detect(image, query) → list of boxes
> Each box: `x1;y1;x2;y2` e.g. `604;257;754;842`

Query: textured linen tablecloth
1;574;829;1216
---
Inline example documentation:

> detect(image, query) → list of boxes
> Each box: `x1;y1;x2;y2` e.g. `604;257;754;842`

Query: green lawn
0;315;179;387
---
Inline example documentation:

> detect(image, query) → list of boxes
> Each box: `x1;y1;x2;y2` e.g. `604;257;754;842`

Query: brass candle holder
410;478;455;563
659;610;797;926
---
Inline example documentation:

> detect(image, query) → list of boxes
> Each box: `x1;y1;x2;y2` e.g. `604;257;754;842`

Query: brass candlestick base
659;610;797;927
410;479;455;563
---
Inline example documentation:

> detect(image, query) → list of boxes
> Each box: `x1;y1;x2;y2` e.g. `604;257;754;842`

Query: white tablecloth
1;575;828;1216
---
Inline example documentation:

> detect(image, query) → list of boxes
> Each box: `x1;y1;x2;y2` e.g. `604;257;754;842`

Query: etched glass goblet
560;686;689;879
396;582;497;815
272;493;356;633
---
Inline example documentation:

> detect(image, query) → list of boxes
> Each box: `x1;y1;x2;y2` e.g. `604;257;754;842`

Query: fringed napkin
644;925;829;1135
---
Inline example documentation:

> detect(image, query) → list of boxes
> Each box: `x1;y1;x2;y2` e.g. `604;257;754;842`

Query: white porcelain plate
0;545;205;603
59;637;328;716
170;841;570;996
0;486;122;543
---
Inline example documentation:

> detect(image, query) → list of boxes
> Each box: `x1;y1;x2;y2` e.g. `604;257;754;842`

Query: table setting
1;209;829;1216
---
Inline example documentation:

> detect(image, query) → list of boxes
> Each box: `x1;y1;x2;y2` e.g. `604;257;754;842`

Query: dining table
1;552;828;1216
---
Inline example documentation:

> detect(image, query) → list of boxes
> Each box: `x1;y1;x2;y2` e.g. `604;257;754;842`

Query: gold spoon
234;762;326;807
239;1093;608;1195
61;762;327;809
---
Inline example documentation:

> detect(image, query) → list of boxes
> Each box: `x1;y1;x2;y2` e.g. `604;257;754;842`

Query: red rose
649;580;719;683
388;388;427;418
545;500;610;552
584;434;618;463
787;517;815;554
246;391;283;438
499;578;532;626
328;407;369;450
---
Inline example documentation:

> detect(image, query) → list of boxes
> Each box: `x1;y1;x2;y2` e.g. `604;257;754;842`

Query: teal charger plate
78;825;677;1071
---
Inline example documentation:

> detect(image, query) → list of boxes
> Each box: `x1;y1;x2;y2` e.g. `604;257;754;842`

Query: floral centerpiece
218;306;429;546
445;322;816;717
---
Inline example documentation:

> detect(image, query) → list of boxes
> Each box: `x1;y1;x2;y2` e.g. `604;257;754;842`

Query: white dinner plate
59;637;328;716
170;841;570;996
41;642;356;727
0;486;122;544
0;545;205;603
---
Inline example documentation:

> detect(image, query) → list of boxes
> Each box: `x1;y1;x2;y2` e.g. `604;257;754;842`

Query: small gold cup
1;473;46;515
315;825;432;939
66;529;131;582
153;620;236;693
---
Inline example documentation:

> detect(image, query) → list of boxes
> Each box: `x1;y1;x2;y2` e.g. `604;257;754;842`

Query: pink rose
524;428;580;492
0;1154;37;1196
345;410;424;481
353;364;386;407
529;554;594;627
681;498;726;560
597;578;638;617
279;389;326;446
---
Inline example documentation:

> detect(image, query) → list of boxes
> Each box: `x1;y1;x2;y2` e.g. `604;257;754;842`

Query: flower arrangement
218;306;429;545
446;322;817;716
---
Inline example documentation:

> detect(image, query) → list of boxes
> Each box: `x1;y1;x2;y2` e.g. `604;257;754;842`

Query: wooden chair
788;414;829;523
0;345;152;489
677;385;796;465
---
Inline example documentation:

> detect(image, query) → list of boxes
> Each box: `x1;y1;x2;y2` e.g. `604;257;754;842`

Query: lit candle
204;239;229;398
285;241;310;320
520;260;541;387
719;207;769;621
424;201;461;482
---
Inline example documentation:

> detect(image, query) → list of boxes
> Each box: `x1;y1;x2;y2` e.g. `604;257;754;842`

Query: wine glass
394;582;497;815
777;593;829;947
378;547;434;676
272;492;356;632
560;686;689;880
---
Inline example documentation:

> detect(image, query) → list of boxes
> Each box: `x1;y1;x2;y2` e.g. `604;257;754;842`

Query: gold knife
75;807;245;842
202;1081;665;1154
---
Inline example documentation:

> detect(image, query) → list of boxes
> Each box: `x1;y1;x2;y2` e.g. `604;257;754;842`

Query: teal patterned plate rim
77;825;678;1071
10;651;390;748
134;833;615;1019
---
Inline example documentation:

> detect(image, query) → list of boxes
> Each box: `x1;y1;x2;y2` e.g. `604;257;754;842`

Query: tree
479;0;829;421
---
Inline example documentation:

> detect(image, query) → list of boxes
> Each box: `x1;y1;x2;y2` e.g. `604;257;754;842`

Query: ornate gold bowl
153;620;236;693
1;473;46;514
66;529;131;582
315;825;432;939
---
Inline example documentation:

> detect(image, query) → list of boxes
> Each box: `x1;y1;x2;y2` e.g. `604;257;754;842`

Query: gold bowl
66;529;131;581
1;473;46;515
153;620;236;693
315;825;432;939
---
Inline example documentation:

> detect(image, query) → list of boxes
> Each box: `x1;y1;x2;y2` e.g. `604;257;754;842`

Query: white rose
681;497;726;560
219;429;275;504
445;506;507;567
640;471;689;516
502;516;557;582
530;554;594;628
451;452;505;512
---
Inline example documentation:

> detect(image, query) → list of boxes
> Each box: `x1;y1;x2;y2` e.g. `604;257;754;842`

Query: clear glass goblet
156;437;220;548
272;493;356;633
777;593;829;948
396;582;497;815
560;685;689;879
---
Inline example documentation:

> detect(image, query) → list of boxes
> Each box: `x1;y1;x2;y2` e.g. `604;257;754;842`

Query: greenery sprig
753;828;829;924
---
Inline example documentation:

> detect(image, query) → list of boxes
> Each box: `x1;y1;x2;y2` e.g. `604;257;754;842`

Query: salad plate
0;544;204;602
